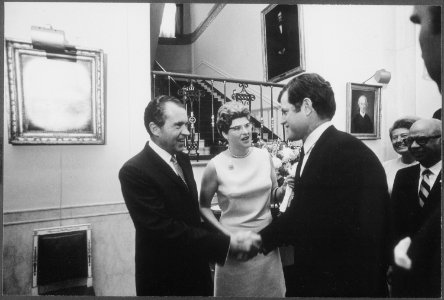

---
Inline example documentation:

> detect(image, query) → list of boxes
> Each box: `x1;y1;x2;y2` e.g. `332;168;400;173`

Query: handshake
229;231;262;261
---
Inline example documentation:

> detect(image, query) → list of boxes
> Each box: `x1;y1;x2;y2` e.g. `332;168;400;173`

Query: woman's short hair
144;95;184;136
216;101;250;134
389;116;420;139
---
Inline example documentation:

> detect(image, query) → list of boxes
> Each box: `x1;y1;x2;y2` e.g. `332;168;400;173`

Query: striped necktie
171;155;188;188
418;169;432;207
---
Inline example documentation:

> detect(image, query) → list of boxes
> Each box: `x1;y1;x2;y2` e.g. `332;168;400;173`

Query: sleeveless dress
212;147;286;297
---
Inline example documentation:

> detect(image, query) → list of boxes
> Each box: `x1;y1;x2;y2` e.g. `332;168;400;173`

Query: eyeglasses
229;122;252;132
405;135;441;146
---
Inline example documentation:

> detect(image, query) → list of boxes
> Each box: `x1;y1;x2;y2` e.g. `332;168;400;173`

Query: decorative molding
4;202;129;226
159;4;226;45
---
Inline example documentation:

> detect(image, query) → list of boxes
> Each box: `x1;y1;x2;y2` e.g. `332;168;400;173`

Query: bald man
390;118;442;297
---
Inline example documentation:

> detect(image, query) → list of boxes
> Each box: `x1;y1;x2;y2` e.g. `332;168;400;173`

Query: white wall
3;2;151;296
4;2;151;212
191;4;442;162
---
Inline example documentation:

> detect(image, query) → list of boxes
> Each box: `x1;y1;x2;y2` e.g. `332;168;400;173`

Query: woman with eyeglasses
383;117;419;195
199;101;287;297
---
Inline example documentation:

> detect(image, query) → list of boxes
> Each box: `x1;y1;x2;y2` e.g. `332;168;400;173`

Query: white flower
280;147;295;162
272;156;282;169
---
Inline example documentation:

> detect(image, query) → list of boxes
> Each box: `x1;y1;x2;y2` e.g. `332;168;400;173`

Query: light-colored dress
383;157;418;195
212;147;286;297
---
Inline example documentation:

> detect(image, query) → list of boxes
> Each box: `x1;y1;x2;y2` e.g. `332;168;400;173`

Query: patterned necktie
171;156;188;188
295;146;305;181
418;169;431;207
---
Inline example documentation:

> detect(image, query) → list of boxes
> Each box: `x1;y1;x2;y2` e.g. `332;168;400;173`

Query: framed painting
346;83;382;139
261;4;305;82
5;39;105;145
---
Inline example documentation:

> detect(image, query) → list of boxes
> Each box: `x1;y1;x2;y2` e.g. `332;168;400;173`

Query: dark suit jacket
390;164;441;297
260;125;390;297
351;113;373;133
119;142;230;296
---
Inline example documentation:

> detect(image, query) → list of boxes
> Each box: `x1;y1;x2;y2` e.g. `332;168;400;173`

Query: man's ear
149;122;161;137
302;98;313;116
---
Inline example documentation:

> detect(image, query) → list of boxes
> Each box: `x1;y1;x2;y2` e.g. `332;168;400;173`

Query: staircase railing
152;69;286;160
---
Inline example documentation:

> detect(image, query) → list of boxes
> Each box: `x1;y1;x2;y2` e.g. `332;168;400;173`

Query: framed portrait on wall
261;4;305;82
5;39;105;145
346;83;382;139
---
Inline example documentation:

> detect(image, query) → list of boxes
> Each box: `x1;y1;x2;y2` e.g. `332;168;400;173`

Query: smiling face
280;91;309;141
222;117;252;150
151;102;190;154
391;127;410;155
408;119;442;167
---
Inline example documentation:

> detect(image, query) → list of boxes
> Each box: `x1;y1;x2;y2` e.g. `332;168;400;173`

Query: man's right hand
229;231;262;261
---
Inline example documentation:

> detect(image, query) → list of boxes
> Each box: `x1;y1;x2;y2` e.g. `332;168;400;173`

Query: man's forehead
163;102;186;119
409;121;435;136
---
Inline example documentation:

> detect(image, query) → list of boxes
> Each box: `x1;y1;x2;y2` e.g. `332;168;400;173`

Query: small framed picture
261;4;305;82
346;83;381;139
5;39;105;145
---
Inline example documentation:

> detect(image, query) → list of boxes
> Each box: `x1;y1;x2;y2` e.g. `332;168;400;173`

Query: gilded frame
346;82;382;140
261;4;305;82
5;39;105;145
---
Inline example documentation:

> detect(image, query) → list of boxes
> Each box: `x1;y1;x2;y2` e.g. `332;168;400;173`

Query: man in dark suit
390;118;441;297
389;7;442;297
119;95;259;296
267;8;300;80
351;95;373;133
255;73;390;297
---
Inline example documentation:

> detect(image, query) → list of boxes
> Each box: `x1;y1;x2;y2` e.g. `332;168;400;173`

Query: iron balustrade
152;70;286;160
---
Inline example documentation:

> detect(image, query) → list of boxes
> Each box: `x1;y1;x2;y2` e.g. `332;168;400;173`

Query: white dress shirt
300;121;332;175
149;141;179;176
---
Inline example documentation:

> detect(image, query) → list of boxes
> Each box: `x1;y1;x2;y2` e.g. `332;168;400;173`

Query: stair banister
152;71;285;88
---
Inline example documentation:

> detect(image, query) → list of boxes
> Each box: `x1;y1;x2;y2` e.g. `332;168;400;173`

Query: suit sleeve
407;206;440;262
119;164;230;264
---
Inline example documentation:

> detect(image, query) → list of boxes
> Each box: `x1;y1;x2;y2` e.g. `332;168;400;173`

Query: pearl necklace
228;147;251;158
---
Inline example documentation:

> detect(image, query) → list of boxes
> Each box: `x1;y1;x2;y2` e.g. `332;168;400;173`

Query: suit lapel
176;153;198;199
423;169;442;212
144;143;190;191
299;125;335;183
292;126;335;203
430;170;442;194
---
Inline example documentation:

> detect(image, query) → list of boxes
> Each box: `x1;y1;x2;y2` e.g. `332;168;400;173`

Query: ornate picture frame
261;4;305;82
346;83;382;140
5;39;105;145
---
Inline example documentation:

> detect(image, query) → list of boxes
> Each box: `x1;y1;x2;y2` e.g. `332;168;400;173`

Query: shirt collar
303;121;332;155
420;160;442;176
150;141;173;165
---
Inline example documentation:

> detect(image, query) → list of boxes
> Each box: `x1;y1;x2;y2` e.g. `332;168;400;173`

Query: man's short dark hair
144;95;184;136
389;116;420;139
278;73;336;120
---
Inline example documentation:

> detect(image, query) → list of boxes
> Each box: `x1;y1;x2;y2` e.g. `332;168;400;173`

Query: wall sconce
362;69;391;85
31;25;67;50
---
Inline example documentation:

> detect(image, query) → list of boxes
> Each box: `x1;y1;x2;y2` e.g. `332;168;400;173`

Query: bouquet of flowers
254;139;302;215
